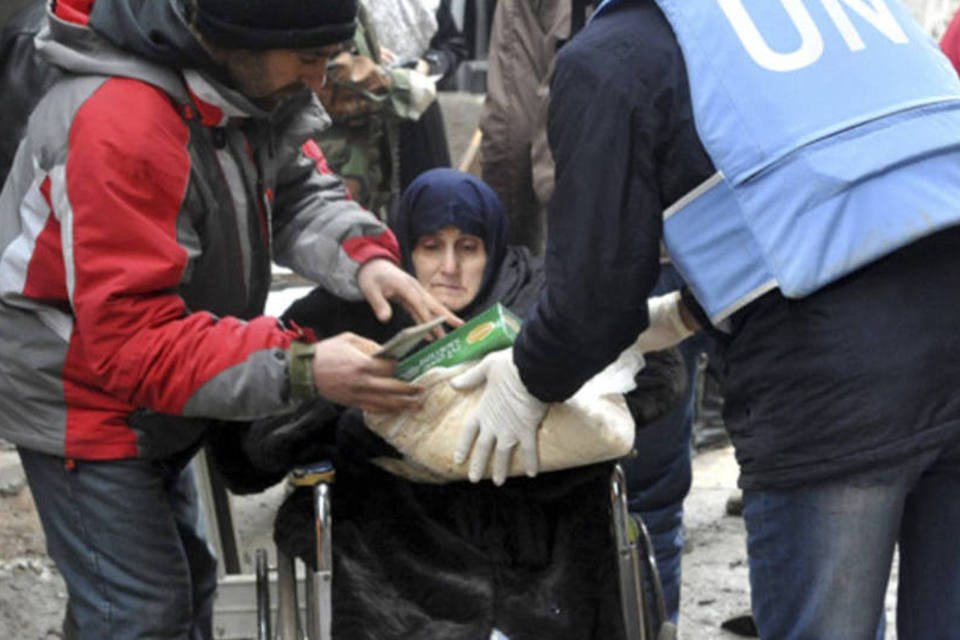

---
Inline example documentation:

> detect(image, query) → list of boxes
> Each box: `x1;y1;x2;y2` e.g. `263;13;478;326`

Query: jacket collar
182;69;269;126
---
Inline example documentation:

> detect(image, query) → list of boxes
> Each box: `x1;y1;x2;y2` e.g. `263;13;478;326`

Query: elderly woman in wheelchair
209;168;686;640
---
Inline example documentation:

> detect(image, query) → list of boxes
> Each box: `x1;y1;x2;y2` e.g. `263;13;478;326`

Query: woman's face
411;225;487;312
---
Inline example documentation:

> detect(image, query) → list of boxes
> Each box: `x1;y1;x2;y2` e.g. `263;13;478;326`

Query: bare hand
357;259;462;337
311;332;422;413
379;46;397;65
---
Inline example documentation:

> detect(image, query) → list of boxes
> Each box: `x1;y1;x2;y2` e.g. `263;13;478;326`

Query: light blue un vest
595;0;960;323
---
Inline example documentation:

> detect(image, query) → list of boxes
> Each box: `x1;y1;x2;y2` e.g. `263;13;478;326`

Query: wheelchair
253;461;676;640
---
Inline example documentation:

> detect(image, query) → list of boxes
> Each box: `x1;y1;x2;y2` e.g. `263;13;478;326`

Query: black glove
242;400;341;475
205;401;341;495
335;408;401;469
626;347;688;426
127;408;209;463
205;421;285;495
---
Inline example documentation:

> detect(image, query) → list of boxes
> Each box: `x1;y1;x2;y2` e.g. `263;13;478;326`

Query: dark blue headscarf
391;169;510;316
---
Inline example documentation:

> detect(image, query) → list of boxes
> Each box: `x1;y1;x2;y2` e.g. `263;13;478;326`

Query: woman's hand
311;332;422;413
357;259;462;337
378;45;430;76
379;46;397;65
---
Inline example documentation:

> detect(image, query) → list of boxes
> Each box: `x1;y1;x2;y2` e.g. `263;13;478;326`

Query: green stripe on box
395;303;522;381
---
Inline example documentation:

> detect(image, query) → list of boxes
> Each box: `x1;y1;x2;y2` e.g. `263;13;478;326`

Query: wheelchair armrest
289;460;336;487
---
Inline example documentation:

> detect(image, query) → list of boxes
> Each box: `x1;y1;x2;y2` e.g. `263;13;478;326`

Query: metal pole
309;483;332;640
276;550;301;640
611;465;648;640
193;451;243;578
255;549;272;640
304;571;317;640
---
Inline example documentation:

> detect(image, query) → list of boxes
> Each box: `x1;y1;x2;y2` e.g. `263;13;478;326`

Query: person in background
457;1;960;638
310;2;438;219
211;168;688;639
365;0;468;190
478;0;590;252
0;1;455;637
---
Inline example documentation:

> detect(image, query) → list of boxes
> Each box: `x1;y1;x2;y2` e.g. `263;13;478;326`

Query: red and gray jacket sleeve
63;78;303;421
271;138;400;301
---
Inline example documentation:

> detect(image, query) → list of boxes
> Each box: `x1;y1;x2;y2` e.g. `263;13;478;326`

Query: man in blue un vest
451;1;960;637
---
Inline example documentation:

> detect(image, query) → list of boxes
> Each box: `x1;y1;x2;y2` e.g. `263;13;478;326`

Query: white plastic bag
364;346;645;483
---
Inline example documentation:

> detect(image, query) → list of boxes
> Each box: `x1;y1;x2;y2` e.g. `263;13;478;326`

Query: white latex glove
450;348;548;485
633;291;694;353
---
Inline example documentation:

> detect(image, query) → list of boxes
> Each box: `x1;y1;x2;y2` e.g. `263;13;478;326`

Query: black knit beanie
194;0;357;50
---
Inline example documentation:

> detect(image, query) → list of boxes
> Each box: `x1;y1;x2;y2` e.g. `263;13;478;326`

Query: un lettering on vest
718;0;909;72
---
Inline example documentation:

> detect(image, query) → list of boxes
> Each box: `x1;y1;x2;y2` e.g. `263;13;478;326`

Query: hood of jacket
88;0;212;70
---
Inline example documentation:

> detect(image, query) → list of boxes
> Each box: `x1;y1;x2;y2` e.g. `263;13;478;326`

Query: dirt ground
0;439;68;640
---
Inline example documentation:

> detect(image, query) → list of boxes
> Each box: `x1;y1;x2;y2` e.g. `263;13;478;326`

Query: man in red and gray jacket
0;0;454;637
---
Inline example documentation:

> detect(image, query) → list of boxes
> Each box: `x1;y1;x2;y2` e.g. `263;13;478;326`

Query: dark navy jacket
515;0;960;490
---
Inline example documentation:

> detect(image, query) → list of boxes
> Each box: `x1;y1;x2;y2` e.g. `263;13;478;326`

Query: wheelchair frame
255;462;675;640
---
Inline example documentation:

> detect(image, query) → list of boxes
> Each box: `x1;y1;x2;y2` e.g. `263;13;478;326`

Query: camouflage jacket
316;5;436;219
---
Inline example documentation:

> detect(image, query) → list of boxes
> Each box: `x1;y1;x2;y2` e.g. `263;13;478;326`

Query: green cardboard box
395;303;522;381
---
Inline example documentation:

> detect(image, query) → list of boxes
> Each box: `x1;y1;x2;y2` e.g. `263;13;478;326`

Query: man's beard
253;82;310;110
